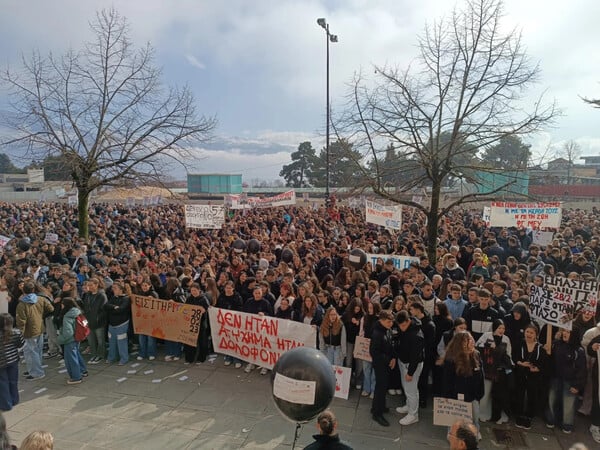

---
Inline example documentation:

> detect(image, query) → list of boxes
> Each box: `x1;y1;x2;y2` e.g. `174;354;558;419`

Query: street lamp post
317;18;337;201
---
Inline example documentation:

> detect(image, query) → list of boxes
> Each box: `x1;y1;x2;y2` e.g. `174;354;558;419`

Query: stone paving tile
136;426;202;450
185;431;247;449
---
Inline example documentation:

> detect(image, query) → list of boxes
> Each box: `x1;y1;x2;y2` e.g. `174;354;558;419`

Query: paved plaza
4;354;597;449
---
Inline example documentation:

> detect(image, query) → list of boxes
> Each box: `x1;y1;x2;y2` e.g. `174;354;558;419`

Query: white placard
184;204;225;229
273;372;316;405
433;397;473;426
365;200;402;230
532;230;554;247
488;201;562;229
44;232;59;244
0;235;11;249
333;365;352;400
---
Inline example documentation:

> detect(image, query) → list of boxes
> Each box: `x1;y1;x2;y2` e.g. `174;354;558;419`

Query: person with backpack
57;297;88;385
104;281;131;366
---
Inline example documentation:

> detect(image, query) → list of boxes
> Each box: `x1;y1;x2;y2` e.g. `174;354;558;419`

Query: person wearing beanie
503;302;531;361
475;319;513;423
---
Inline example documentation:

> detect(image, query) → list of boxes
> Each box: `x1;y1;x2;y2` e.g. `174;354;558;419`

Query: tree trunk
77;188;90;240
426;183;441;262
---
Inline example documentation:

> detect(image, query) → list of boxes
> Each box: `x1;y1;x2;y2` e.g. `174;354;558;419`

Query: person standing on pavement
369;310;395;427
0;313;25;411
104;282;131;366
15;281;54;381
243;286;273;375
408;301;436;408
80;279;107;364
57;297;87;385
394;310;425;426
303;410;353;450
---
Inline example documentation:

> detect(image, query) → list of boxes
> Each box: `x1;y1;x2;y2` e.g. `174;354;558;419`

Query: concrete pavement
4;354;597;449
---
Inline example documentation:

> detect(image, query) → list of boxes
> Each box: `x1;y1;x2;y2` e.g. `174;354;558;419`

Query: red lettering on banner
217;309;241;328
243;315;279;336
276;337;305;351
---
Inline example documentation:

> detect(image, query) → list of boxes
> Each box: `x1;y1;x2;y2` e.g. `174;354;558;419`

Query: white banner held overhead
365;200;402;230
226;190;296;210
366;253;419;270
184;204;225;229
488;201;562;229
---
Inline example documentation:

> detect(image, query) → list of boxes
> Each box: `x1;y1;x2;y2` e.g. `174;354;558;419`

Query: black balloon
280;247;294;263
348;248;367;269
232;239;246;253
271;347;336;423
17;238;31;252
247;239;261;254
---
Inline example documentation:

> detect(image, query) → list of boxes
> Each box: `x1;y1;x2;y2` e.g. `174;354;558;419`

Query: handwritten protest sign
131;295;204;346
365;200;402;230
532;230;554;247
273;372;316;405
44;232;59;244
225;190;296;209
184;204;225;229
0;235;11;249
489;201;562;229
433;397;473;426
367;253;419;270
208;308;316;369
529;276;599;330
333;365;352;400
353;336;372;362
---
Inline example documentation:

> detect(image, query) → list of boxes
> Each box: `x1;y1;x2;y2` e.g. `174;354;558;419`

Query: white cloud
185;54;206;70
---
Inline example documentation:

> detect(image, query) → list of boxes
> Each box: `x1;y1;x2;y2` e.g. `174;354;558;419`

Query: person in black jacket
303;410;353;450
545;328;587;433
394;310;425;426
462;289;501;341
369;310;396;427
183;283;210;365
408;301;436;408
81;278;107;364
104;281;131;365
216;281;244;368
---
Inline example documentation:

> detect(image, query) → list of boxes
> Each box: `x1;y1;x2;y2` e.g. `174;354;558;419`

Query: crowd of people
0;200;599;447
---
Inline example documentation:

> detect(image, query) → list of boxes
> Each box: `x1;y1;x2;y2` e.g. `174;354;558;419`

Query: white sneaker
260;367;268;375
136;356;143;361
399;414;418;426
149;356;155;361
395;405;409;414
244;363;255;373
388;389;396;395
369;393;374;399
164;355;173;362
361;391;369;397
172;357;180;361
224;360;232;366
234;362;242;369
355;384;362;390
590;425;600;444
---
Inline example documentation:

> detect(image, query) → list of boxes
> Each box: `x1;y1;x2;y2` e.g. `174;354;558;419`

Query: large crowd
0;200;600;447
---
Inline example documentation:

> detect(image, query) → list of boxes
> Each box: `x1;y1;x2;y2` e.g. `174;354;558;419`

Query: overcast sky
1;0;599;181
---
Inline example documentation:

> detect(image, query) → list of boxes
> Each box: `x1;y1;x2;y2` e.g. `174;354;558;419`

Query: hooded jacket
369;320;394;367
395;317;425;376
57;307;81;345
15;293;54;338
503;302;531;358
550;332;586;393
81;290;108;328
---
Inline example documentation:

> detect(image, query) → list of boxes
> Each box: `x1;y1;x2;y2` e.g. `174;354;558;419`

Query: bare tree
1;8;216;238
337;0;556;260
557;140;581;185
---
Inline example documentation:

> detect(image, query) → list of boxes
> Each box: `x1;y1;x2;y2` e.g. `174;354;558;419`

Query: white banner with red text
365;200;402;230
224;190;296;210
488;201;562;229
207;307;316;369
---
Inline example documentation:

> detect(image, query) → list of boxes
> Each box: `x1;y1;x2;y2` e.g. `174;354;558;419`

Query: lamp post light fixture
317;17;337;201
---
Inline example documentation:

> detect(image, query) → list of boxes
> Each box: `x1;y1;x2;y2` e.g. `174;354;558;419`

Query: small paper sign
273;373;316;405
433;397;473;426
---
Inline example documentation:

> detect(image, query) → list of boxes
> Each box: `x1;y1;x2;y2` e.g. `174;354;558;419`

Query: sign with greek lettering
131;295;204;346
433;397;473;426
184;204;225;229
365;200;402;230
353;336;372;362
208;307;316;369
225;190;296;209
529;276;599;330
489;201;562;229
44;232;59;244
366;253;419;270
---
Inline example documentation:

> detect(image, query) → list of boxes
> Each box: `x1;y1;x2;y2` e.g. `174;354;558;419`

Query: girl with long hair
320;307;346;366
342;299;364;388
0;314;24;411
359;301;382;398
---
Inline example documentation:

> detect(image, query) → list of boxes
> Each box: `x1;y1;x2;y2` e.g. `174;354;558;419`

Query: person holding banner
216;281;244;368
243;286;274;375
134;279;158;361
183;284;210;365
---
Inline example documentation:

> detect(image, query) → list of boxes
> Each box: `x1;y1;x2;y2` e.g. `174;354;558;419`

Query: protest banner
353;336;372;362
226;190;296;210
366;253;419;270
184;204;225;229
365;200;402;230
333;365;352;400
68;195;78;206
302;192;310;203
488;201;562;229
131;295;204;346
44;232;59;245
433;397;473;426
532;230;554;247
0;235;11;249
529;276;599;330
208;307;316;369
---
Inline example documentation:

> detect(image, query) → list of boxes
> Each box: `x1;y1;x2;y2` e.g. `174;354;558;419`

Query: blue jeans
323;345;343;366
165;340;182;357
64;341;87;381
138;334;157;358
24;335;45;377
546;378;578;431
0;361;19;410
108;321;130;364
362;360;376;394
87;327;106;359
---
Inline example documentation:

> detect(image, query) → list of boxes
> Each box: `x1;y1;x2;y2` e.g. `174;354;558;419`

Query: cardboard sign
489;201;561;229
366;253;419;270
225;190;296;210
353;336;372;362
433;397;473;426
131;295;203;346
333;365;351;400
184;204;225;229
529;276;599;330
365;200;402;230
208;307;316;369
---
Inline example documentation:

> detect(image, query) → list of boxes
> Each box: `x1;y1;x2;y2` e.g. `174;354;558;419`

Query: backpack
74;314;91;342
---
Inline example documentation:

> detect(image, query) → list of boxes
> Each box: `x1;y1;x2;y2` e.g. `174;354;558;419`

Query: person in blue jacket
57;297;88;385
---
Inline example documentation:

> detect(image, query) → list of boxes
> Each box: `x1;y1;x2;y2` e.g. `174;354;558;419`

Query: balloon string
292;422;302;449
